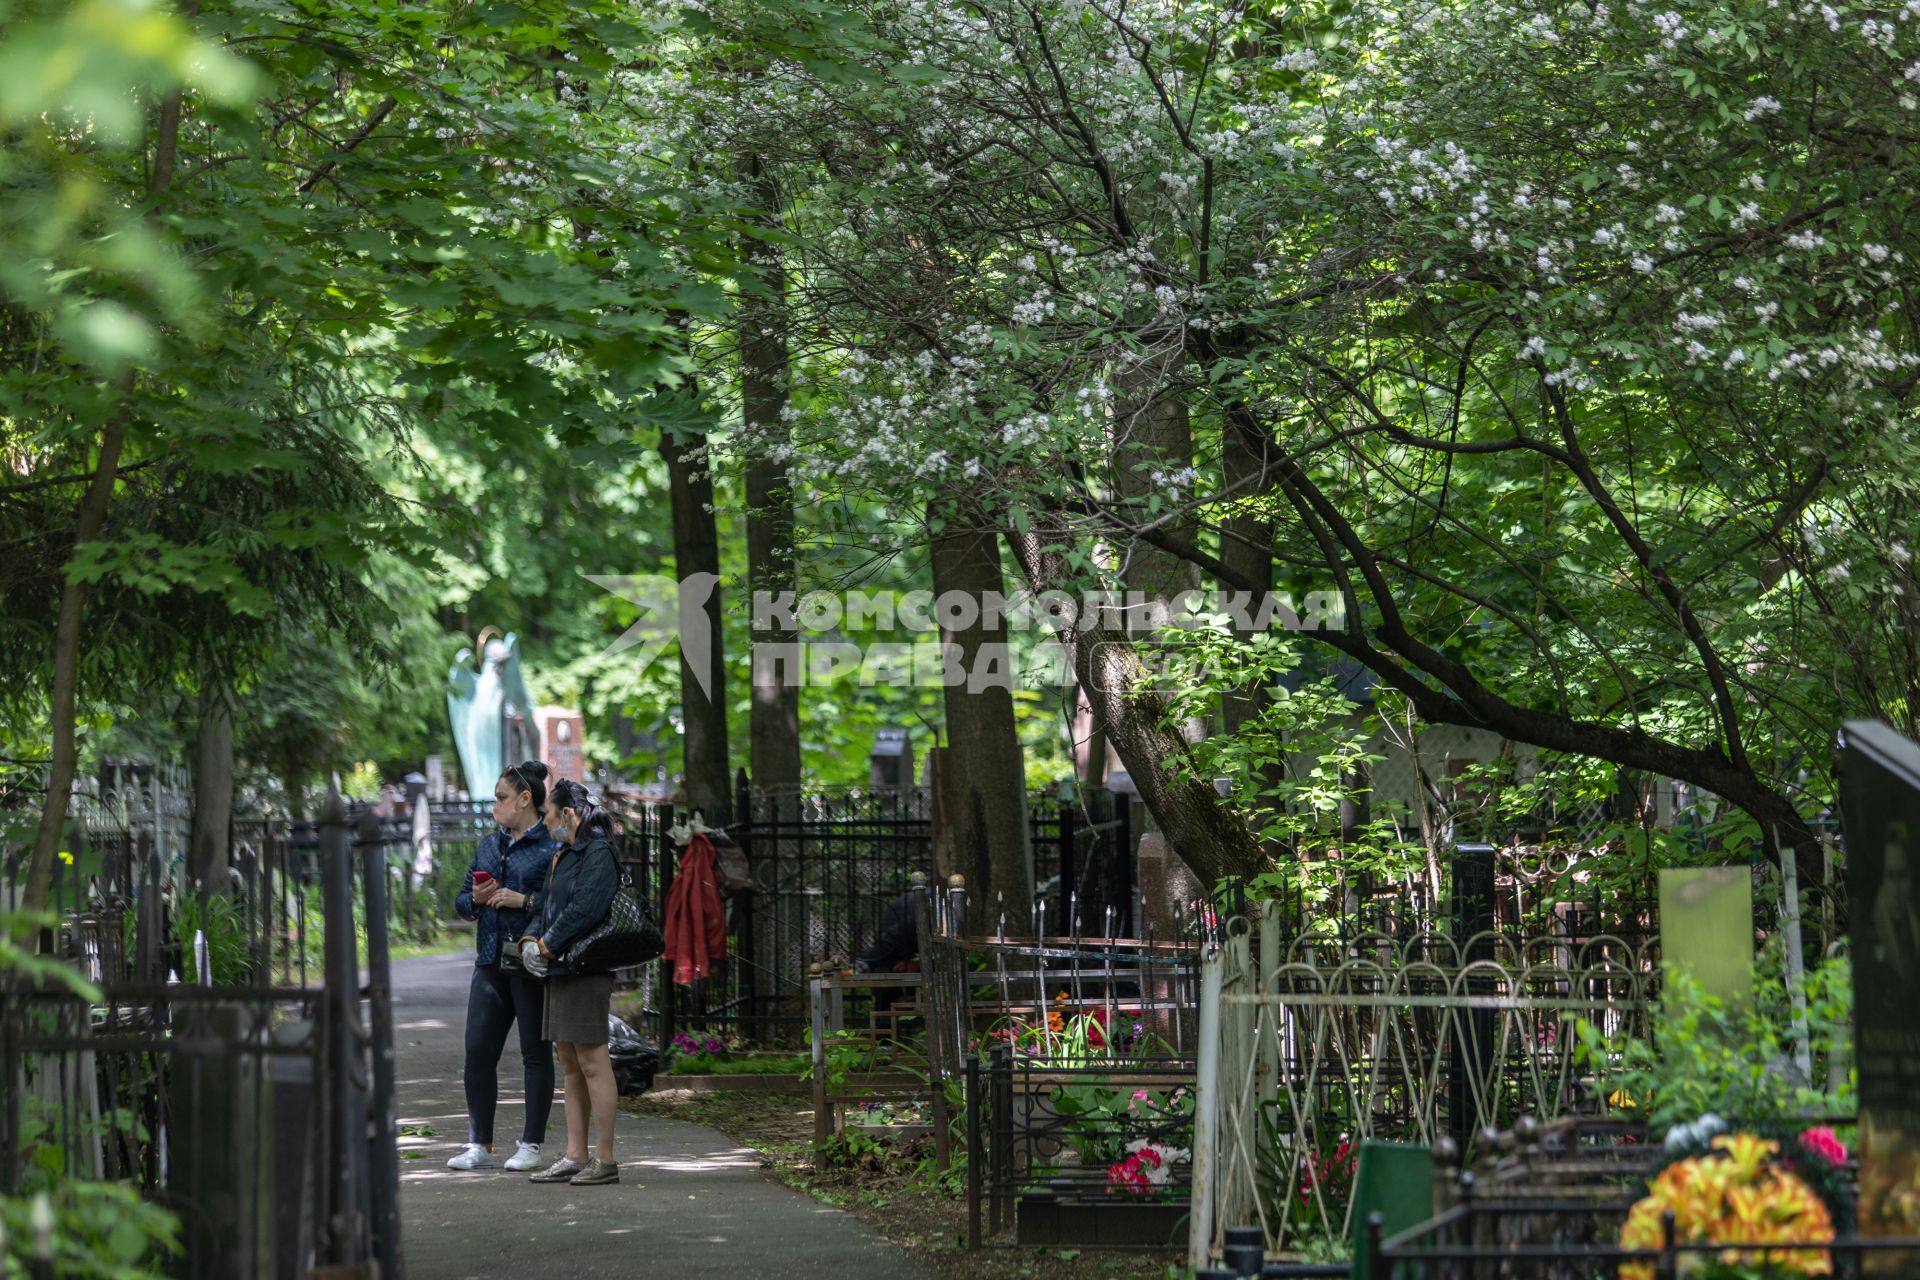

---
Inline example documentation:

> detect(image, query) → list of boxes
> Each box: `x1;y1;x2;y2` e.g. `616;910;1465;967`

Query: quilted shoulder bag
560;859;665;976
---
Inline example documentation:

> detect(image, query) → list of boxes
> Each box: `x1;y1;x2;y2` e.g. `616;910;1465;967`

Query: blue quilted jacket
455;823;562;966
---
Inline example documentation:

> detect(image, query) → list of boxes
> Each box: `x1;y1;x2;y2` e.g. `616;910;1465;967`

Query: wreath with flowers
1617;1117;1852;1280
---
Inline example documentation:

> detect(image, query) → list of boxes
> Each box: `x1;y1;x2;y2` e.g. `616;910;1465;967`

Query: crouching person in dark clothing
856;889;920;974
855;886;925;1021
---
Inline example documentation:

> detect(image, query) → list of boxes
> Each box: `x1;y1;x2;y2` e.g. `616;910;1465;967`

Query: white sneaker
503;1141;542;1172
446;1143;497;1171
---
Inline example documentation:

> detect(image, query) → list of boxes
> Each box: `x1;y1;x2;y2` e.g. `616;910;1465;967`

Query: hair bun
552;777;592;810
519;760;550;782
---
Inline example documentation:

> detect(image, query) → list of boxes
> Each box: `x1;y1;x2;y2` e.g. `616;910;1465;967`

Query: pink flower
1107;1154;1149;1192
1799;1126;1847;1168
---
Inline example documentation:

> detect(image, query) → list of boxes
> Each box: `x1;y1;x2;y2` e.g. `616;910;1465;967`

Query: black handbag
560;869;665;975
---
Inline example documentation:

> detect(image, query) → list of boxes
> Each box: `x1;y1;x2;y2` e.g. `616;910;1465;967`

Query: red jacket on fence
663;832;727;984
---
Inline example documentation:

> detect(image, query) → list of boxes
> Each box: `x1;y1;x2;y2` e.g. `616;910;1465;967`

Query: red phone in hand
472;871;494;888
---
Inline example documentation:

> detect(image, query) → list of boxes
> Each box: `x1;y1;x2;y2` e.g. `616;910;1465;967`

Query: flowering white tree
675;0;1920;888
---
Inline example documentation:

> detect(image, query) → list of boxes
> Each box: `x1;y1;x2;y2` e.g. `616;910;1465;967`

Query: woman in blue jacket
517;777;623;1186
447;761;561;1172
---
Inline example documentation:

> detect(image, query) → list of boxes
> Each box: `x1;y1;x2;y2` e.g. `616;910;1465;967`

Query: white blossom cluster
665;0;1920;535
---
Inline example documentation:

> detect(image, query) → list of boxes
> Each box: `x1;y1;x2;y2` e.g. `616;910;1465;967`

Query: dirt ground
624;1087;1185;1280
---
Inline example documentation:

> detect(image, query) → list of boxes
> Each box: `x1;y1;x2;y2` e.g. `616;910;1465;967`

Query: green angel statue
447;630;541;798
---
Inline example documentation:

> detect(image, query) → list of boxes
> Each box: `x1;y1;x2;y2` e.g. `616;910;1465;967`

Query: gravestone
1447;844;1496;1149
1839;719;1920;1262
869;727;915;789
1349;1141;1433;1280
1657;866;1753;1011
1135;830;1205;941
536;705;586;782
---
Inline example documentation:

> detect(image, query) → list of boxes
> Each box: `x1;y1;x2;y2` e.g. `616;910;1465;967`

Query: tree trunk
1218;411;1281;847
662;425;731;822
1218;414;1274;739
1006;510;1262;888
928;501;1031;917
1078;686;1109;788
22;78;183;918
280;761;308;824
926;745;958;886
1112;346;1204;747
24;415;127;913
740;156;802;819
189;681;235;892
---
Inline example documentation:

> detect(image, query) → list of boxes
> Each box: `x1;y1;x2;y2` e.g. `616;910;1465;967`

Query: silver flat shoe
529;1156;587;1183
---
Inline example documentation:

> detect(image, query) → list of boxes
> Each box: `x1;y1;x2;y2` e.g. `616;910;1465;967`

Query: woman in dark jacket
517;778;622;1186
447;761;561;1172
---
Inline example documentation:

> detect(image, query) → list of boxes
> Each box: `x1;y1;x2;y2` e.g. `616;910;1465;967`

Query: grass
389;937;469;961
664;1052;814;1077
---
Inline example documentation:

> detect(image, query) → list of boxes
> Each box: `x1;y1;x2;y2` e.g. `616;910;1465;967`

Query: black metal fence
1358;1116;1920;1280
1031;786;1136;941
1258;847;1668;958
1365;1204;1920;1280
9;819;320;990
1;799;404;1279
971;1048;1197;1250
3;983;325;1275
610;776;1141;1045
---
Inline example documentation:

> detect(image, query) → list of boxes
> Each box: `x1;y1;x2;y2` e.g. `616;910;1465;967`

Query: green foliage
0;1182;181;1279
0;912;101;1003
1050;1083;1193;1168
666;1051;811;1077
816;1125;887;1168
418;855;474;934
0;913;180;1275
1288;1233;1351;1267
1577;956;1854;1133
0;0;259;372
169;891;258;986
674;0;1920;874
0;0;751;818
11;0;1915;968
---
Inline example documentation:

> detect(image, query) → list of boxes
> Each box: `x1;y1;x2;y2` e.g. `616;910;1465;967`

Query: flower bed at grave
1617;1119;1849;1280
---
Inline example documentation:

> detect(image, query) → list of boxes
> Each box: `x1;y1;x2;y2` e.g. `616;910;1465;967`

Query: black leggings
463;962;554;1147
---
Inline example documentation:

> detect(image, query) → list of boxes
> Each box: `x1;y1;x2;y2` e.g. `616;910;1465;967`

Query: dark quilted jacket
536;834;621;961
455;823;562;966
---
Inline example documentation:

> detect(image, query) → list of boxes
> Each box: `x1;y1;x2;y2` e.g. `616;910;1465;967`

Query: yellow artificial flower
1618;1132;1834;1280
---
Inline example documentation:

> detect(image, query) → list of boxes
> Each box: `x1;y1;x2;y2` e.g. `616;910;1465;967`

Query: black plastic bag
607;1015;659;1096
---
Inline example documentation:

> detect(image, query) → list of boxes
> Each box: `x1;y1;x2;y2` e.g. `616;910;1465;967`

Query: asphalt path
392;949;929;1280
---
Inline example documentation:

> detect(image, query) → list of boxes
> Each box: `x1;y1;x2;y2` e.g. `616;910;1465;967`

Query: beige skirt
543;971;613;1045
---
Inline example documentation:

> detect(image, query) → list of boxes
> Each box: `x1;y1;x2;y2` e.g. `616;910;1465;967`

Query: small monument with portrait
536;706;587;783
